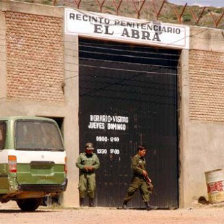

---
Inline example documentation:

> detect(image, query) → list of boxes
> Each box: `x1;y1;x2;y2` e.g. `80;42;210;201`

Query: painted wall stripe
0;149;66;164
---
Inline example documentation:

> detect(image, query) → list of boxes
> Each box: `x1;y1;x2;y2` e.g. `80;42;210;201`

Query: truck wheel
16;198;41;211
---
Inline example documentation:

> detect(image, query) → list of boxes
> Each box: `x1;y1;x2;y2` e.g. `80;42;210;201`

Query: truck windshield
15;120;64;151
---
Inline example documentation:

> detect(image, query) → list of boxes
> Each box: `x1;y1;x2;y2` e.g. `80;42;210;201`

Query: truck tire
16;198;41;211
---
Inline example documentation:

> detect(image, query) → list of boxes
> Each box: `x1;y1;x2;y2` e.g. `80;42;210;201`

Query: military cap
85;142;94;150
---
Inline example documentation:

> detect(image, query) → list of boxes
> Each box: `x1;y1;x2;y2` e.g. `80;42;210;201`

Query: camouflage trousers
123;176;150;203
78;173;96;199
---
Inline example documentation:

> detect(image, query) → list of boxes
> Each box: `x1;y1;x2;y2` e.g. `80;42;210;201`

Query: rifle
144;174;154;192
139;164;154;192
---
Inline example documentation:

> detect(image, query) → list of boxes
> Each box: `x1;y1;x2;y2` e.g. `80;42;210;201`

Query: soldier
76;142;100;207
122;145;155;210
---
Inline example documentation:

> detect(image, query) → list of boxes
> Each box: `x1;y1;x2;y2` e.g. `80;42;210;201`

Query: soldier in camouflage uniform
76;142;100;207
122;145;155;210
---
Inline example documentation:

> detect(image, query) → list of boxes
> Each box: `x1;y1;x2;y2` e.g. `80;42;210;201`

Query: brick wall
189;50;224;121
5;12;64;103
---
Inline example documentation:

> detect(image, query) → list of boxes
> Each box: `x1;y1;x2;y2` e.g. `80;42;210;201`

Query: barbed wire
17;0;224;28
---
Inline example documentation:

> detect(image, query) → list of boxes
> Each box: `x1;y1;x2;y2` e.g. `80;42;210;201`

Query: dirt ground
1;202;224;224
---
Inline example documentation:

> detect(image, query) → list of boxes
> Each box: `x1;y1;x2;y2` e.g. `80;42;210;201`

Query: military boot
145;202;158;211
80;198;85;207
145;202;151;210
89;198;95;207
122;201;128;209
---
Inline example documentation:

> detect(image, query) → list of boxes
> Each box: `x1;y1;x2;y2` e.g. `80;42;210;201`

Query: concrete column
63;34;80;207
178;49;190;208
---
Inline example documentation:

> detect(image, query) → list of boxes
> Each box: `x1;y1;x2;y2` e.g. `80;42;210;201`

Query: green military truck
0;116;67;211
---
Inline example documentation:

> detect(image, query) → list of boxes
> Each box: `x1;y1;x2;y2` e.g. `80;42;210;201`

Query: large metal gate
79;38;180;208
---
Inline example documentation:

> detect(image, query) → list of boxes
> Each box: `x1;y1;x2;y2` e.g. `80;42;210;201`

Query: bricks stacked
189;50;224;121
5;12;64;103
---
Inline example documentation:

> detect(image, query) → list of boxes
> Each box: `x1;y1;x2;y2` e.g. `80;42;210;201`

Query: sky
167;0;224;8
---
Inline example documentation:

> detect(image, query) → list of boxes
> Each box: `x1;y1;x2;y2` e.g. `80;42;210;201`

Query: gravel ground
1;202;224;224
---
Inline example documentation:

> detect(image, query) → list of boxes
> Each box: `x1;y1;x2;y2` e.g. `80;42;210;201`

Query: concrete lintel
0;100;67;117
190;26;224;53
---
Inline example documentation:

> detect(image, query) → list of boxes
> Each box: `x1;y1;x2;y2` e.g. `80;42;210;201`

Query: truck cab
0;116;67;211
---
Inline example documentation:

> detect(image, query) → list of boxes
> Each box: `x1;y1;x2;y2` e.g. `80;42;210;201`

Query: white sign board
65;8;190;49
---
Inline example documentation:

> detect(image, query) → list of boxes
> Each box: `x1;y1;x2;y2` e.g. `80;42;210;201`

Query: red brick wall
189;50;224;121
5;12;64;103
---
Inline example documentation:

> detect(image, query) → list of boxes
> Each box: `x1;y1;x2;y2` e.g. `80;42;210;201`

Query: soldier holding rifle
122;145;156;210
